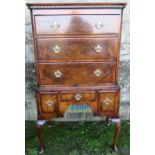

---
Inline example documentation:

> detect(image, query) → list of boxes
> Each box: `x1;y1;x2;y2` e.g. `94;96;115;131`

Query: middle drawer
37;37;118;60
60;91;96;101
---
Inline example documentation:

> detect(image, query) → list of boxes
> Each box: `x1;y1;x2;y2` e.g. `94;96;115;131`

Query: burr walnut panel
37;37;118;60
35;15;121;35
40;94;58;113
99;91;120;117
39;62;116;86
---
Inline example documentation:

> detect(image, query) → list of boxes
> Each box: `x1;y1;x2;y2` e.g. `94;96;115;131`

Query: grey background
25;0;130;120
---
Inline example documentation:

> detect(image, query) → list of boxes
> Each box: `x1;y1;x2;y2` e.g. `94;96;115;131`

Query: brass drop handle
94;69;102;77
74;93;82;101
54;70;62;78
95;21;104;29
46;99;55;107
53;45;61;54
95;45;103;53
104;98;112;105
51;21;60;30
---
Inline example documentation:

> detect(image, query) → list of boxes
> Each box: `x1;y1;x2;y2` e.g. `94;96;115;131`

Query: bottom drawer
39;62;116;86
99;90;120;117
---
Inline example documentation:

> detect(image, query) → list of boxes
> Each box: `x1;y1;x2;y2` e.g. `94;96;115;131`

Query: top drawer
35;15;121;35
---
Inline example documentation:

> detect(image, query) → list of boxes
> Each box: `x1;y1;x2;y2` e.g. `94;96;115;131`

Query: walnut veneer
27;3;126;153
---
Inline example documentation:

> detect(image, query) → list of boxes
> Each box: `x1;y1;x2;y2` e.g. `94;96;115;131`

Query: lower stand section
36;120;46;154
35;118;121;153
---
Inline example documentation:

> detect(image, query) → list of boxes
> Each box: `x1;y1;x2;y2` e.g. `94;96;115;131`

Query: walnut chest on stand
27;3;127;153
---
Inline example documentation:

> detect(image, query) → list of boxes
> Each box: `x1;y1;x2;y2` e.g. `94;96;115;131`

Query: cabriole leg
35;120;46;154
106;116;110;125
111;118;121;152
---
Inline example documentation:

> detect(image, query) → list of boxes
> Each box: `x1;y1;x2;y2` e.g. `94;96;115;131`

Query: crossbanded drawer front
99;91;120;116
60;91;96;101
37;37;118;60
38;62;116;85
35;15;120;35
40;94;58;113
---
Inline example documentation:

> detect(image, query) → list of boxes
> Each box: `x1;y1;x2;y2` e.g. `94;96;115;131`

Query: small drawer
60;91;96;101
99;91;120;116
40;94;58;113
35;15;120;35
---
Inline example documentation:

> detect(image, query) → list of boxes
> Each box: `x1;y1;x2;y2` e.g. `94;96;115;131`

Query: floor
25;121;130;155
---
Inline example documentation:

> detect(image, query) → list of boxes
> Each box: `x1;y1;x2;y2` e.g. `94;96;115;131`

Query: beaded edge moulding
27;3;127;9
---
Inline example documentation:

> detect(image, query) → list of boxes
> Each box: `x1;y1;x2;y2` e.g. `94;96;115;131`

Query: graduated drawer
39;62;116;86
37;37;118;60
35;15;120;35
60;91;96;101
